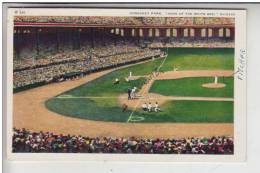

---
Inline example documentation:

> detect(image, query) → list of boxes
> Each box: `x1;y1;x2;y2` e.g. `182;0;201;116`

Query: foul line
156;53;168;72
57;96;118;99
127;53;169;123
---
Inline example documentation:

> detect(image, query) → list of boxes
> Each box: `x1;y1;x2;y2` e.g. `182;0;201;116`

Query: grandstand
13;16;234;90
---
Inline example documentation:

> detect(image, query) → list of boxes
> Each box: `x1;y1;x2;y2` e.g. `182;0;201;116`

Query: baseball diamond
45;48;234;123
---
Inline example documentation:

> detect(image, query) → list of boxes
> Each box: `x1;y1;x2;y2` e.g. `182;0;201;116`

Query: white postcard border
5;8;247;162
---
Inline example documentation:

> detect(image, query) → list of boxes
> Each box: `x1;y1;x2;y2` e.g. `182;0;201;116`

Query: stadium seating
12;128;234;154
13;16;234;90
13;42;162;89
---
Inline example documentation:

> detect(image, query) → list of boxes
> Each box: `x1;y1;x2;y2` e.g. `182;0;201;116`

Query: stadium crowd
13;46;162;88
14;44;143;71
147;38;234;48
14;16;234;26
166;17;194;25
14;16;143;25
12;128;234;154
91;44;142;58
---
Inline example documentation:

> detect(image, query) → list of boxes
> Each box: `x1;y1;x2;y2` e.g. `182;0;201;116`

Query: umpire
127;88;132;100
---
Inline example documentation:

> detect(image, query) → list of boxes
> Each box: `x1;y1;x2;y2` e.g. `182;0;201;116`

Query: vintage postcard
4;8;246;162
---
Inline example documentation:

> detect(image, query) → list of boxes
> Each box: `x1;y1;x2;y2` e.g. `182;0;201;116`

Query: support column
102;28;105;46
223;28;226;38
152;28;156;38
113;28;117;46
35;28;40;56
187;28;190;37
135;28;139;37
72;29;80;50
212;28;218;38
71;29;74;50
230;27;235;40
14;29;21;59
160;28;166;37
136;28;140;44
56;28;60;52
194;28;199;38
123;28;129;37
177;28;182;38
143;28;149;38
78;28;81;49
121;28;126;44
91;28;94;48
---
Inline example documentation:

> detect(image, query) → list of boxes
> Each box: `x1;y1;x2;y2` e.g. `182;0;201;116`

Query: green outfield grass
150;77;234;98
46;98;132;122
160;48;234;71
45;48;234;123
133;101;233;123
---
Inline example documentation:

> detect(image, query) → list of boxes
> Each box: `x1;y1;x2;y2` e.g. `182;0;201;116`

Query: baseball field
45;48;234;124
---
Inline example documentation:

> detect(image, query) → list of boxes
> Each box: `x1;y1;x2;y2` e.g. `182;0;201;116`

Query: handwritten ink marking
235;49;246;80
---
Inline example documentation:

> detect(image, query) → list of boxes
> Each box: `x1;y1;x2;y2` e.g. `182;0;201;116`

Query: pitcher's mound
202;83;226;88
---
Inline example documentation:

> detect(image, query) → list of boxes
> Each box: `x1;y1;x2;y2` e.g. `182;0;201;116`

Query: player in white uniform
154;102;160;112
131;87;137;99
142;103;148;111
147;102;152;112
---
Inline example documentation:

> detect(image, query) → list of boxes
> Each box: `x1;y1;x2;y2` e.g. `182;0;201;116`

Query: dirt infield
202;83;226;88
13;69;234;139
